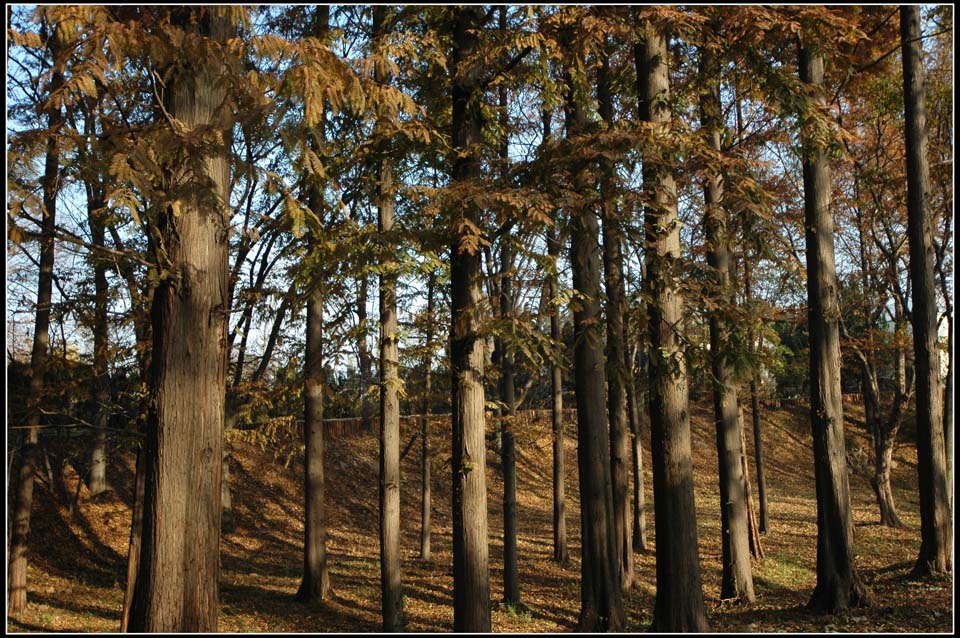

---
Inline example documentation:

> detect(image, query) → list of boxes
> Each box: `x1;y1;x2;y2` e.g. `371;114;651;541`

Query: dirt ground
6;399;954;633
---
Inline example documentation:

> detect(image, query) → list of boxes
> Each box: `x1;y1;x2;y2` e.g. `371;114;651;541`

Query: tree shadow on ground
220;580;378;632
26;592;119;622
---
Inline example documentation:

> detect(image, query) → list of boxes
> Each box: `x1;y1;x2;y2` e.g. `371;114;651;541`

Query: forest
5;4;954;633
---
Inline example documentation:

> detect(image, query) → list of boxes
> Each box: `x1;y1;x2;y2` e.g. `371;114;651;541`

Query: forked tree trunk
374;6;404;629
8;22;62;615
598;46;635;592
798;41;870;613
700;42;754;604
637;17;710;632
296;4;332;606
857;336;907;530
127;8;233;631
450;7;490;631
563;31;625;632
900;5;952;578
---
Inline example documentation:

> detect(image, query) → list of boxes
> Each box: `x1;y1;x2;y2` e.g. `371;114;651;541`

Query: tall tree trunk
499;234;521;604
739;407;764;559
497;16;521;601
296;4;332;606
358;274;374;434
120;443;147;632
420;271;436;561
943;312;953;510
598;44;635;592
563;29;625;632
699;41;754;605
128;8;233;631
798;41;870;612
450;7;490;631
544;110;569;565
900;5;952;578
627;346;648;553
88;178;110;497
374;7;404;630
8;28;62;611
636;17;710;632
744;260;769;533
221;399;237;532
120;284;155;631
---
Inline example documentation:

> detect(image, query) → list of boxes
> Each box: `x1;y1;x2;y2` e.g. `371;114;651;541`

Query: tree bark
636;17;710;632
900;5;952;578
120;444;147;632
373;7;404;629
563;28;625;631
699;41;754;604
127;8;233;631
8;20;62;614
296;4;332;606
739;408;764;560
358;273;374;434
420;271;436;561
496;15;522;602
221;399;237;532
450;7;490;631
627;347;648;553
744;260;769;533
798;41;870;612
598;44;635;592
88;168;110;497
544;110;569;565
499;235;521;604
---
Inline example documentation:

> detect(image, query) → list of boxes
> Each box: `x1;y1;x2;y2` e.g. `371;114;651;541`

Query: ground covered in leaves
6;399;954;633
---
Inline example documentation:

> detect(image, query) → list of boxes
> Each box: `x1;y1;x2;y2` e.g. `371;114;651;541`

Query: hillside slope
6;399;953;632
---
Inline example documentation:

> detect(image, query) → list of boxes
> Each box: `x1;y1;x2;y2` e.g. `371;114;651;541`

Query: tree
560;11;625;630
8;10;65;614
636;13;710;632
296;5;333;605
419;270;437;561
449;7;491;631
127;7;236;631
900;4;952;578
497;7;521;605
797;37;870;613
597;39;635;592
743;259;769;533
77;93;112;499
540;100;568;565
699;32;755;604
372;5;404;631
